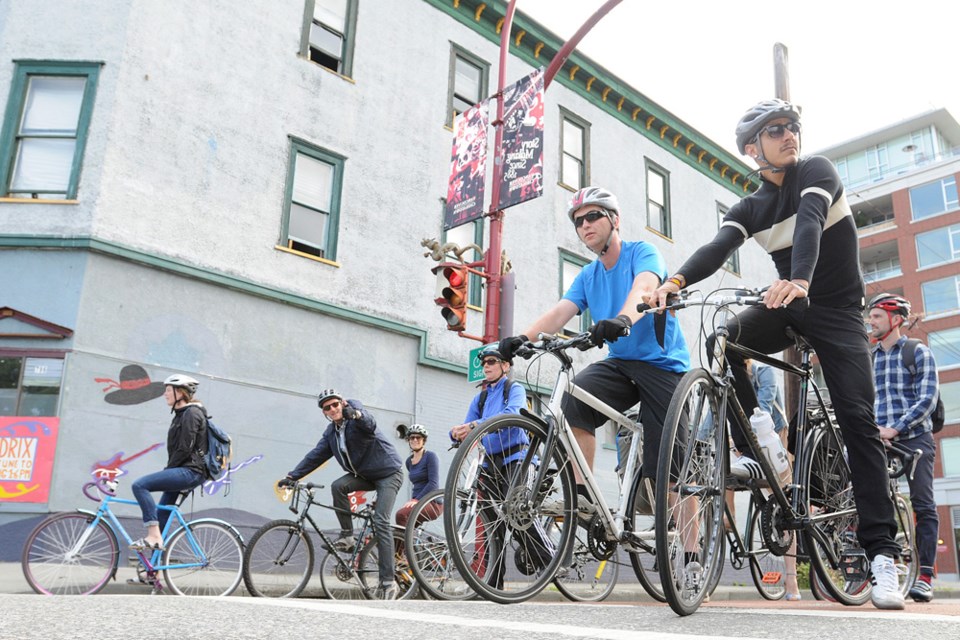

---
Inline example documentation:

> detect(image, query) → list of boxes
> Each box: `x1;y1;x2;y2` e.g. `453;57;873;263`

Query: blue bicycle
21;479;244;596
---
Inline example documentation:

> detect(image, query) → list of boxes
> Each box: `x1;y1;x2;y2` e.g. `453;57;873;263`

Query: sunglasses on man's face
761;121;801;139
321;401;341;412
573;210;607;228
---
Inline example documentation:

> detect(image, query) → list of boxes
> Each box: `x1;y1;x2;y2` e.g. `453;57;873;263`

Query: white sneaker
540;498;566;516
870;554;905;610
681;561;704;599
729;454;763;480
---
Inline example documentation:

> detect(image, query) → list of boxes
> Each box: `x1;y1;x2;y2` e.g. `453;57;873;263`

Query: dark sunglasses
761;121;801;139
408;435;424;441
481;357;502;366
573;210;607;228
321;401;341;412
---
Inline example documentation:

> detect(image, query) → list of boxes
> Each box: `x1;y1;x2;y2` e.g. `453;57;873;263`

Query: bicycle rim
242;520;314;597
406;490;474;600
163;521;244;596
655;369;726;616
893;495;918;597
625;470;665;602
21;513;119;595
356;534;418;600
553;519;619;602
746;505;786;600
443;413;576;604
801;424;870;606
319;550;368;599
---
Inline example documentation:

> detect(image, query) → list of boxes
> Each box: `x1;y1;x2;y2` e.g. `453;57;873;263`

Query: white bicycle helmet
317;388;343;408
406;424;428;440
163;374;199;395
566;186;620;222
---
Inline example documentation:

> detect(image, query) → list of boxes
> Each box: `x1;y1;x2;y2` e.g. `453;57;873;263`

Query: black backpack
899;339;946;434
477;379;518;416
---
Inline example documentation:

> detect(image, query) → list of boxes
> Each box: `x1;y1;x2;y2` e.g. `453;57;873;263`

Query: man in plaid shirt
868;293;940;602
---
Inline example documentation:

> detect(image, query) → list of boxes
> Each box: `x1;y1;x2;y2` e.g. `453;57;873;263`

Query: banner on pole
497;68;544;210
444;101;489;230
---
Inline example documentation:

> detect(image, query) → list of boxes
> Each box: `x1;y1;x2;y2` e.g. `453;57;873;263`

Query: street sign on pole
467;345;485;383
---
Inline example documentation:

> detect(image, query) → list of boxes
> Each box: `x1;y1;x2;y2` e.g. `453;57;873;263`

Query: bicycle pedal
838;549;869;581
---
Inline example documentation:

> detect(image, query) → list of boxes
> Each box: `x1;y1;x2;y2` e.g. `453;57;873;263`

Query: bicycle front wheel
21;512;120;595
553;519;619;602
242;519;314;598
405;490;474;600
893;494;918;597
356;531;418;600
801;422;870;606
745;503;786;600
655;369;726;616
625;470;665;601
162;520;244;596
444;413;576;604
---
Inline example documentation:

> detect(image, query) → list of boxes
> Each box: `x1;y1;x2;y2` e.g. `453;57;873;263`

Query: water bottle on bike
750;408;790;484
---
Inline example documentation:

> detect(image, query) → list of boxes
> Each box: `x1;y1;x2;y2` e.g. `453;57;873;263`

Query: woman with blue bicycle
129;373;208;552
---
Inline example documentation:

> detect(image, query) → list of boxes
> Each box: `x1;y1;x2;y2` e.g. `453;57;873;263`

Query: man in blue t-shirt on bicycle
498;186;690;517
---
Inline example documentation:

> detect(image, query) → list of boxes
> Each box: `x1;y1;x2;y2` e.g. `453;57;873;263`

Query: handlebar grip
636;302;652;313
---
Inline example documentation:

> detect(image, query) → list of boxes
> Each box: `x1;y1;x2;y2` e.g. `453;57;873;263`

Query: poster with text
444;101;489;230
0;417;59;503
497;68;544;210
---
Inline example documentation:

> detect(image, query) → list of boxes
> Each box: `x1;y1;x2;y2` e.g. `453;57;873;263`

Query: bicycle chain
760;496;795;556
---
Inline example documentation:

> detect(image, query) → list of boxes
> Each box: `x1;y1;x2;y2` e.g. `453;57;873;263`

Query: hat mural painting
95;365;166;405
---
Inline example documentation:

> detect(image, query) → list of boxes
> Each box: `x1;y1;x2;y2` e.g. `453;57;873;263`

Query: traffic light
432;264;468;331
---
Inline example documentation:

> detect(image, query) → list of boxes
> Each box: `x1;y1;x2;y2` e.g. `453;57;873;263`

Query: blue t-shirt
563;241;689;373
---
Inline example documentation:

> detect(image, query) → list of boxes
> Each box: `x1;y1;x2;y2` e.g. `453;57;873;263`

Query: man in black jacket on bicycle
648;99;905;610
281;388;403;600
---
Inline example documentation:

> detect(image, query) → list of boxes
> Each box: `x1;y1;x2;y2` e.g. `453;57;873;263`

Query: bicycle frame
284;484;376;575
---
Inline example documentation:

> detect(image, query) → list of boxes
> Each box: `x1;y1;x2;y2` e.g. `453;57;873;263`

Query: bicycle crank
760;498;794;556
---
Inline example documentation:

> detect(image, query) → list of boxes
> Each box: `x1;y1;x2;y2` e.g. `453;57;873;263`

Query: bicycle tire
800;422;871;606
405;490;475;600
655;369;727;616
745;503;786;600
319;547;367;599
892;494;918;597
553;519;619;602
443;413;576;604
162;520;244;596
625;469;665;602
356;531;418;600
242;519;314;598
21;512;120;595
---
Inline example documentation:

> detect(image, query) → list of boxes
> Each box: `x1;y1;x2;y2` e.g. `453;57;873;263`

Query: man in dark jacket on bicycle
281;389;403;600
648;99;905;610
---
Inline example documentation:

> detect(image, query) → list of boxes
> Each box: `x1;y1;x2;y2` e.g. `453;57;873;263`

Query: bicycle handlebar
886;440;923;481
637;288;810;315
515;331;594;359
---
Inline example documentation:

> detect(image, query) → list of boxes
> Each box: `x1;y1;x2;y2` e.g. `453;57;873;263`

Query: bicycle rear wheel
356;531;418;600
162;520;244;596
801;421;870;606
892;494;917;597
21;512;120;595
319;549;367;599
655;369;726;616
405;490;474;600
553;519;619;602
242;519;314;598
443;413;576;604
745;503;786;600
625;471;665;601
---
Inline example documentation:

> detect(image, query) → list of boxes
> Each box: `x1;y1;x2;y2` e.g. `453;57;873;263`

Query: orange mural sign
0;417;59;502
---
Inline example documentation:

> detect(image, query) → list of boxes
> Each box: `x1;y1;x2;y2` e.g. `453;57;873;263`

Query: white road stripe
708;605;958;623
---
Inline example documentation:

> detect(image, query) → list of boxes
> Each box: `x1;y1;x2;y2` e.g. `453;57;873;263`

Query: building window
929;326;960;368
942;380;960;426
646;160;671;237
280;140;345;261
446;46;488;128
916;223;960;268
718;203;739;274
865;144;888;182
0;61;101;200
862;256;902;283
442;217;484;307
559;108;589;190
943;438;960;477
910;176;958;221
560;250;591;336
922;275;960;317
835;157;848;184
0;355;63;417
301;0;357;76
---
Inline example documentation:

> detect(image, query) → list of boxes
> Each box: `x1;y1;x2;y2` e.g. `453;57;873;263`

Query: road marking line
709;606;958;623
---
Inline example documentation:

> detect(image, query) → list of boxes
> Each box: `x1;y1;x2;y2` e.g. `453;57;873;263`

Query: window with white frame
910;176;959;221
0;61;101;199
0;355;63;417
941;380;960;426
866;144;888;182
943;438;960;477
447;46;488;127
560;108;589;190
443;218;484;307
862;256;902;283
929;327;960;368
301;0;357;76
916;223;960;268
922;275;960;317
718;203;739;274
280;140;344;261
646;160;671;237
560;250;591;336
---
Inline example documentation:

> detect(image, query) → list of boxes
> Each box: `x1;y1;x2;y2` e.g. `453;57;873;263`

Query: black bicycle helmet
406;424;428;440
163;374;199;395
868;293;911;318
477;343;511;365
735;99;802;155
317;388;343;408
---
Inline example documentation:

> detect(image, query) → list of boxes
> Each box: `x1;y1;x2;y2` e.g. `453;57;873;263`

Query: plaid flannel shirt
873;336;940;439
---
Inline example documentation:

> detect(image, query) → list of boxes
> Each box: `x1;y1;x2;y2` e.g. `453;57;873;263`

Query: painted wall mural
95;364;166;405
0;417;59;502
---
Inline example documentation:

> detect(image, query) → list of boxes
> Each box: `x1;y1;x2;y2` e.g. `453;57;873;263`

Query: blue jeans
331;470;404;586
899;432;939;577
131;467;204;532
